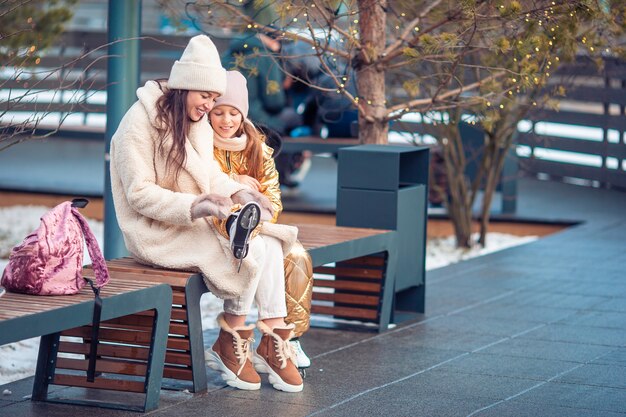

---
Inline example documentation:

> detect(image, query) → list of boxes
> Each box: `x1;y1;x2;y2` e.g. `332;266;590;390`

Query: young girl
209;71;314;370
109;35;303;392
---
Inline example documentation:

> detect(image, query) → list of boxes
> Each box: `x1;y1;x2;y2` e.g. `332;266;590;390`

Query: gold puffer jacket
213;142;313;337
213;143;282;222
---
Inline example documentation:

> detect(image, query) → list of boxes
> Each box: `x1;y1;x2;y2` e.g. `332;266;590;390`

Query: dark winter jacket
222;36;288;133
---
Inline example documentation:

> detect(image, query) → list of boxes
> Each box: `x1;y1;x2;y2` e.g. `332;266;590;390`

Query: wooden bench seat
91;223;398;393
281;136;360;154
0;278;172;412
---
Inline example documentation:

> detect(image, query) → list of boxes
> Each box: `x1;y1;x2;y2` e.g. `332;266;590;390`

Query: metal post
104;0;142;259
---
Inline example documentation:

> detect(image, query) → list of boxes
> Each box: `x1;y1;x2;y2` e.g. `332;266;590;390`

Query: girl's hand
235;174;262;192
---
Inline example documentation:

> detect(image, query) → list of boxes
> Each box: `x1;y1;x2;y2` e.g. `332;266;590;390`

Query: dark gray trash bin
337;144;429;316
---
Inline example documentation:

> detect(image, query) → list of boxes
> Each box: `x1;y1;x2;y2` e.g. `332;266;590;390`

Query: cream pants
223;235;287;320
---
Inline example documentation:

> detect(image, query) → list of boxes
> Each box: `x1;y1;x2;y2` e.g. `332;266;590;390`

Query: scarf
213;132;247;152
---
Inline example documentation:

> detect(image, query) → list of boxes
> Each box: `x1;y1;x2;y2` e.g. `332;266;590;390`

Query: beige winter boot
205;313;261;390
253;321;303;393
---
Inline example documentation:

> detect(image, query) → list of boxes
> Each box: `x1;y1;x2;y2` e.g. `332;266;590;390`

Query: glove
190;193;234;220
231;188;274;221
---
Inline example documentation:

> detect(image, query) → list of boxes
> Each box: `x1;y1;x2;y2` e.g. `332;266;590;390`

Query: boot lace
233;335;255;375
273;337;298;369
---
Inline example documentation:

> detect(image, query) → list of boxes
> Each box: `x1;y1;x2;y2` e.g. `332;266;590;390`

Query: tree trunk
356;0;388;144
441;126;473;248
478;128;514;246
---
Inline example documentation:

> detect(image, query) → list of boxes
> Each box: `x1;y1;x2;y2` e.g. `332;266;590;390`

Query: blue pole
103;0;142;259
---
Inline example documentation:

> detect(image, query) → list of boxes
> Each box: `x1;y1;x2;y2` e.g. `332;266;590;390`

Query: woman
209;70;314;370
109;35;303;392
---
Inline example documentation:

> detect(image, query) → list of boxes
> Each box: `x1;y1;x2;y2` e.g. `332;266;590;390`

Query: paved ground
1;175;625;416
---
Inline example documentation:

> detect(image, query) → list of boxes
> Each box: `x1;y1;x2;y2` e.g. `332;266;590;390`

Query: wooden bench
281;136;360;154
91;223;398;393
0;277;172;412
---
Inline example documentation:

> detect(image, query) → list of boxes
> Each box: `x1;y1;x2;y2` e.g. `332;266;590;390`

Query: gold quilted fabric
283;241;313;337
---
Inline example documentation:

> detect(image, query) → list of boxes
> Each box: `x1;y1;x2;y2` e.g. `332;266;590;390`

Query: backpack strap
71;207;110;288
70;200;110;382
83;277;102;382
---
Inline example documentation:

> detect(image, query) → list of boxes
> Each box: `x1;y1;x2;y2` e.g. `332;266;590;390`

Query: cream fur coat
110;81;298;299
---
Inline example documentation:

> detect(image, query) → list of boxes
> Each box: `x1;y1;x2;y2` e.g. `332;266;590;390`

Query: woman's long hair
240;119;265;180
154;81;191;180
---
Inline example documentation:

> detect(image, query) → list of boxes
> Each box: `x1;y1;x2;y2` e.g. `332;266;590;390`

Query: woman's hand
234;174;262;192
231;188;274;221
190;193;233;220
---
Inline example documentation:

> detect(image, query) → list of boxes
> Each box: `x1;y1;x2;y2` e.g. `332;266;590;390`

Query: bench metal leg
143;291;174;412
32;332;61;401
395;285;426;314
378;243;398;332
184;274;210;393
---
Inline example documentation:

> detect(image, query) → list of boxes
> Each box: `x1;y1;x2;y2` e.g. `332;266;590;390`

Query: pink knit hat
213;71;249;118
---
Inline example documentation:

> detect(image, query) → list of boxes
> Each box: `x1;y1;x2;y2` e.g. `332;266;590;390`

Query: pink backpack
1;199;109;295
1;199;110;382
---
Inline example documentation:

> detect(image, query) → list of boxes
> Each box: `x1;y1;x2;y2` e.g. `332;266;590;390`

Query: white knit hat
168;35;227;95
214;71;249;119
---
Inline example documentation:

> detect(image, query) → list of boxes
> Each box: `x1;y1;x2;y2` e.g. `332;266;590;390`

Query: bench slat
311;305;378;320
58;341;194;366
53;374;146;393
55;357;148;377
338;256;386;267
172;292;187;306
313;279;381;293
59;341;150;361
99;319;189;336
313;292;380;306
103;258;194;278
163;366;194;381
314;265;383;279
62;326;152;345
86;268;189;289
294;223;389;250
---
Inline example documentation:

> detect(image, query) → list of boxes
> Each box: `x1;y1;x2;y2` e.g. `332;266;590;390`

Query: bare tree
0;0;82;149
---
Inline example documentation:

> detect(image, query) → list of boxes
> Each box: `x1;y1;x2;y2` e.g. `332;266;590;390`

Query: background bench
0;277;172;412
